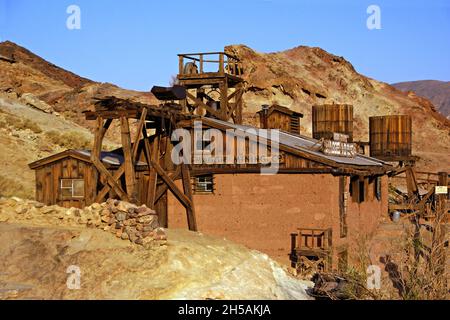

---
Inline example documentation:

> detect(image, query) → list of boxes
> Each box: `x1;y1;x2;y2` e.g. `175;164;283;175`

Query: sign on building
435;186;448;194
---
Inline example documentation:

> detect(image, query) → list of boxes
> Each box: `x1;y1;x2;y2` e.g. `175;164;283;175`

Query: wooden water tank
369;115;412;160
312;104;353;142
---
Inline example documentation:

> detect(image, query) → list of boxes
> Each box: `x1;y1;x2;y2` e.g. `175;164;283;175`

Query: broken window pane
73;180;85;198
61;179;72;188
194;175;214;193
61;187;73;197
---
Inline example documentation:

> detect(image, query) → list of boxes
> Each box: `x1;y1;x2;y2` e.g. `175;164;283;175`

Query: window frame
193;175;215;194
60;178;85;199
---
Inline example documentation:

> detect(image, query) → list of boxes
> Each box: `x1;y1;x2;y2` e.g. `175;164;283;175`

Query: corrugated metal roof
205;118;389;167
75;150;147;166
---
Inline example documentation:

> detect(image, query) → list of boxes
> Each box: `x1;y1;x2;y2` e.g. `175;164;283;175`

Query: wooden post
181;164;197;231
141;128;194;227
406;166;419;199
219;53;224;74
179;55;184;75
220;81;228;120
235;84;243;124
120;116;137;202
199;54;203;73
91;117;111;195
145;127;160;209
432;172;448;278
299;230;303;249
290;233;297;253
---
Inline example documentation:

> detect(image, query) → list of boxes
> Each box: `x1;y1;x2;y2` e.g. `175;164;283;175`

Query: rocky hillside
225;45;450;172
0;197;312;300
392;80;450;119
0;41;157;134
0;94;119;199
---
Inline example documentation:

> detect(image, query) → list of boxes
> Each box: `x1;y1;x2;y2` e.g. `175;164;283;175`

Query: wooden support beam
431;172;448;277
91;156;130;202
132;108;148;160
120;116;137;202
91;117;112;196
95;114;146;203
406;166;419;198
186;91;222;118
151;160;192;210
141;128;193;221
154;167;181;204
181;164;197;231
219;81;228;120
95;166;124;203
145;127;160;209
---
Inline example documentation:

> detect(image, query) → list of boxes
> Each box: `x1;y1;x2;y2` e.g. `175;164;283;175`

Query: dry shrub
21;118;43;133
45;130;92;150
337;236;386;300
3;114;42;133
386;216;448;300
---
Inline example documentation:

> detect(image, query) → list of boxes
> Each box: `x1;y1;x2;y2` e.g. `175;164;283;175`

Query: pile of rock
0;197;166;245
100;199;167;245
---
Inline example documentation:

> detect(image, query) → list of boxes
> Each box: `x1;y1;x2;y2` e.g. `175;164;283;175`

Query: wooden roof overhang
28;149;148;171
257;104;304;118
178;118;393;177
83;96;195;122
28;149;91;170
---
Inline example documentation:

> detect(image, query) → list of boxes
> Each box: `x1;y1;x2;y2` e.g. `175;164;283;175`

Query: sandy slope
0;198;312;300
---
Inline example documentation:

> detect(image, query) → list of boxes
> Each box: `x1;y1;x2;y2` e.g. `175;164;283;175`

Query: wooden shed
257;104;303;135
28;149;149;208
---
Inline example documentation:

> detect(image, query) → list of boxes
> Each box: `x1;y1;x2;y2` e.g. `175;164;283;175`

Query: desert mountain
0;41;157;132
392;80;450;119
225;45;450;172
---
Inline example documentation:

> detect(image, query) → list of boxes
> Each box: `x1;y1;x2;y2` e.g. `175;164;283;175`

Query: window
60;179;85;199
374;176;382;201
193;175;214;193
350;176;366;204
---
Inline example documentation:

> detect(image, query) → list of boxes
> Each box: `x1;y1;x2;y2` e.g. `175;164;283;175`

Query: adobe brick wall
167;173;388;267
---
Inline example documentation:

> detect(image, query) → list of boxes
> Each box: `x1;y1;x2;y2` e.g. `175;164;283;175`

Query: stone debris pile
100;199;167;244
0;197;166;245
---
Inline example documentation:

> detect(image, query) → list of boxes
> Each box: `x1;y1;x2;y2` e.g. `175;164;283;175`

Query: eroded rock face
0;197;312;300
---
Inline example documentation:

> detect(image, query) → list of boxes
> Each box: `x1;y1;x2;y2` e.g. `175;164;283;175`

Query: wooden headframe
86;97;198;231
177;52;244;124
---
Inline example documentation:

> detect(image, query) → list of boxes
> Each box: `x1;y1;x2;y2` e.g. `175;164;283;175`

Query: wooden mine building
29;51;395;271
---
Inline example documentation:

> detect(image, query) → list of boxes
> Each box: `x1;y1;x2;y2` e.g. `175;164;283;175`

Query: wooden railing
290;228;332;252
178;52;243;76
391;171;450;187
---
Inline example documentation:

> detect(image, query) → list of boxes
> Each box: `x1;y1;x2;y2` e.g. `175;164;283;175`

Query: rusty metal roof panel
204;118;388;167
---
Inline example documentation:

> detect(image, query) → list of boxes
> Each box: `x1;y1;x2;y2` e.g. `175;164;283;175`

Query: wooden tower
84;95;198;231
177;51;244;124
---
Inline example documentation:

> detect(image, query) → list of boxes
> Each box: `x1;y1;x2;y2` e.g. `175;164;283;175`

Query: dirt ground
0;198;312;300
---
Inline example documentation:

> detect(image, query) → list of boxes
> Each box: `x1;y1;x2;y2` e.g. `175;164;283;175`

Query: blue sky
1;0;449;91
